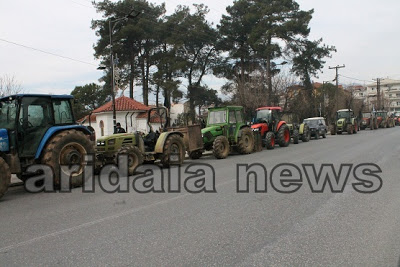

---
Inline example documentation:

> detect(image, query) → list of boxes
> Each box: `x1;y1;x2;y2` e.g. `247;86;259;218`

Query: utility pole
329;65;345;112
373;78;384;110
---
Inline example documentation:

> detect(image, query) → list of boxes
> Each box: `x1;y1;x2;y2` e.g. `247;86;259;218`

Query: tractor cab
0;95;78;161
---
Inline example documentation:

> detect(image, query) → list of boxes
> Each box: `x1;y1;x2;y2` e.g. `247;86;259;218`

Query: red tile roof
77;114;97;123
92;96;150;113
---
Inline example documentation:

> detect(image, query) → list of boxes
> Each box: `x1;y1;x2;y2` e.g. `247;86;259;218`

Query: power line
0;38;97;66
339;74;373;83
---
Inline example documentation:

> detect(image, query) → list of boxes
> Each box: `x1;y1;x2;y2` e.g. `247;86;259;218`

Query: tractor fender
35;125;92;160
276;121;287;132
299;123;305;134
154;132;184;154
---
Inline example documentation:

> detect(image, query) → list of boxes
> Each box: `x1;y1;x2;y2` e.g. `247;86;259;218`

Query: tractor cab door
17;97;53;158
228;110;237;141
270;110;280;132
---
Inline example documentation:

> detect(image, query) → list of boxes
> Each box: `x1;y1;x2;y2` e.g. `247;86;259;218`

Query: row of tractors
0;94;398;199
331;109;397;135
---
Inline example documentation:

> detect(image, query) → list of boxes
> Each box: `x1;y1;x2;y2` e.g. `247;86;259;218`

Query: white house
78;96;184;137
366;79;400;112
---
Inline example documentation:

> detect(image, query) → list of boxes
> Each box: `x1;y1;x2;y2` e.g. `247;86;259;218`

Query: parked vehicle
360;111;378;130
281;112;311;144
0;94;94;199
202;106;255;159
251;107;291;149
303;117;327;139
331;109;358;135
95;107;188;174
376;111;394;128
394;112;400;126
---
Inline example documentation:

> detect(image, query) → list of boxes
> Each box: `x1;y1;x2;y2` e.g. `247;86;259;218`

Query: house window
396;93;400;97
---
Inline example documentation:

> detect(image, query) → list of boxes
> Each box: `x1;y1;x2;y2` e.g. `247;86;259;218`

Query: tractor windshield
337;111;350;119
303;119;318;126
208;110;226;125
362;113;371;118
0;98;17;130
376;112;386;117
255;109;272;123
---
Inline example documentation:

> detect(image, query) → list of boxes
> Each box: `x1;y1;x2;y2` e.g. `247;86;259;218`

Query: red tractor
251;107;291;149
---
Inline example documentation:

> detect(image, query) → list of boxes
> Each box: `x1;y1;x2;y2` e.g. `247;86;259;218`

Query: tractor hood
337;118;346;125
201;125;223;144
251;123;266;129
96;132;132;142
0;128;9;152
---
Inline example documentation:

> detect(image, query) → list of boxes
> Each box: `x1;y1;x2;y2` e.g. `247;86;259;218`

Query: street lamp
100;10;140;134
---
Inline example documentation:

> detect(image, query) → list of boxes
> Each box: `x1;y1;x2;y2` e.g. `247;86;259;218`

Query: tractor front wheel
189;150;203;160
302;125;311;141
265;132;275;149
213;136;230;159
277;124;290;147
117;145;144;175
42;130;94;188
0;158;11;199
292;129;299;144
347;124;353;134
237;128;255;154
161;135;185;167
354;123;358;134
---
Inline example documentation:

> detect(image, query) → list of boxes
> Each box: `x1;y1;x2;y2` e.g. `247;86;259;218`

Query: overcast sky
1;0;400;102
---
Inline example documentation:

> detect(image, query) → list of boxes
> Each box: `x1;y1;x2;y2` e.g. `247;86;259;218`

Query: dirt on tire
41;130;94;189
117;145;144;175
161;134;185;167
213;136;230;159
237;127;255;154
0;158;11;199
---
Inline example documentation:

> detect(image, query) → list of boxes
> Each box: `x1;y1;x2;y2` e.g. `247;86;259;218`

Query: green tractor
201;106;255;159
95;107;186;174
0;94;95;199
331;109;358;135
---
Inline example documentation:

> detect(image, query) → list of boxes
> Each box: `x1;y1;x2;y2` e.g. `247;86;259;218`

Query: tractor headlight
108;139;116;145
97;141;106;146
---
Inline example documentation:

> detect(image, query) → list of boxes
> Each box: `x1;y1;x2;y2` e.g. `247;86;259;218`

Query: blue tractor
0;94;94;199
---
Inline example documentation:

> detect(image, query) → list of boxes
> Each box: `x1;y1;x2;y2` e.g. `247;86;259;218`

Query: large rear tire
277;124;290;147
41;130;94;188
161;134;185;167
237;128;255;154
117;145;143;175
213;136;230;159
0;158;11;199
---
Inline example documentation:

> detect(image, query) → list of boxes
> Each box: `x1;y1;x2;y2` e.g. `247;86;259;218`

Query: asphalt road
1;127;400;266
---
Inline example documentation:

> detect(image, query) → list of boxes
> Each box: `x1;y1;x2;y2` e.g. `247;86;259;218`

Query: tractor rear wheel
265;132;275;149
354;123;358;134
292;129;299;144
213;136;230;159
161;134;185;167
237;128;255;154
42;130;94;188
117;145;143;175
0;158;11;199
277;124;290;147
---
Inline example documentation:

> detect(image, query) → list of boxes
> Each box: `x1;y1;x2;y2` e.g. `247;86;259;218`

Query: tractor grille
123;138;133;144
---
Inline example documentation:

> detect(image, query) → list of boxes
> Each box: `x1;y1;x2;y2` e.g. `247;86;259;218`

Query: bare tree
0;75;23;97
272;71;299;110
